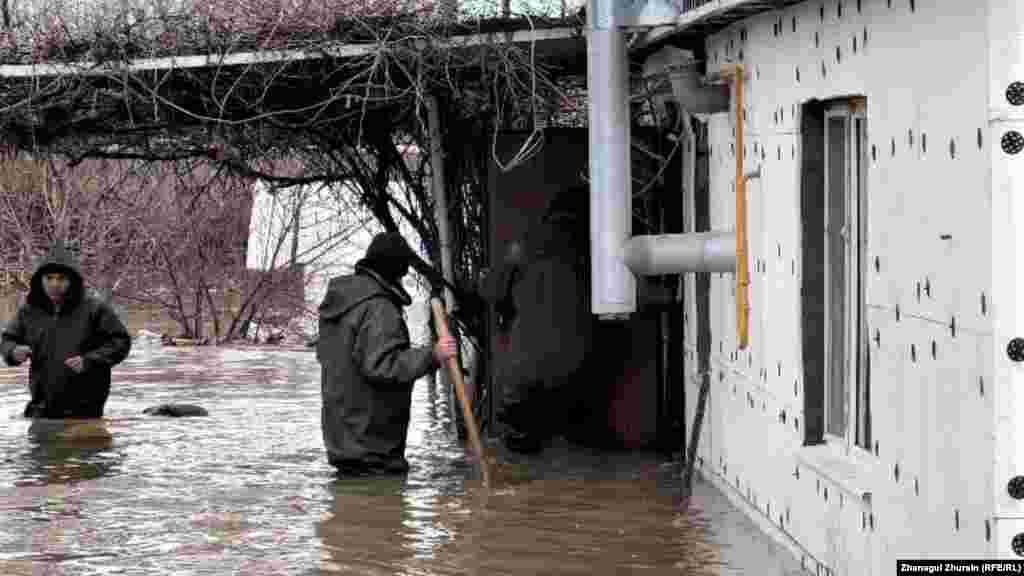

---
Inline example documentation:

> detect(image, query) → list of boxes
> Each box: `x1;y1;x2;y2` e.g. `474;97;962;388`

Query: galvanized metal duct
623;231;736;275
587;6;635;317
587;0;740;318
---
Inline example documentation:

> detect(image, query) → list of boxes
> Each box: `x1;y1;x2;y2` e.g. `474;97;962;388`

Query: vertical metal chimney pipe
587;1;635;317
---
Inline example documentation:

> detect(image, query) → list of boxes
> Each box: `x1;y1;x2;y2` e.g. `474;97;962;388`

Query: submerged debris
142;404;209;417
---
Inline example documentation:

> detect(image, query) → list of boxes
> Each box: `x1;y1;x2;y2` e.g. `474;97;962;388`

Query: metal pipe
682;110;696;210
587;4;635;317
426;95;456;313
657;307;669;453
587;12;747;320
623;231;736;275
680;109;696;457
721;64;750;350
426;94;460;432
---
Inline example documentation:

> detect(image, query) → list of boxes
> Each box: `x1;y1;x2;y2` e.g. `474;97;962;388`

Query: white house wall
676;0;997;573
990;0;1024;560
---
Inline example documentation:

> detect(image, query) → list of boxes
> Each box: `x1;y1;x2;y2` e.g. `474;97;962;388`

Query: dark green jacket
316;264;438;472
482;226;589;400
0;242;131;418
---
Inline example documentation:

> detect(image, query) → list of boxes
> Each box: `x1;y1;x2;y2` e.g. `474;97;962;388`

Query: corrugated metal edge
634;0;807;52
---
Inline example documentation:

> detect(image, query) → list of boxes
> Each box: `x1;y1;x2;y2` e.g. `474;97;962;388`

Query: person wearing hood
0;240;132;419
317;232;457;476
480;186;591;454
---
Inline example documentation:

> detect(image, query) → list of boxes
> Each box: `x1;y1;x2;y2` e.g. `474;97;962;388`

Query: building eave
0;25;587;78
631;0;808;55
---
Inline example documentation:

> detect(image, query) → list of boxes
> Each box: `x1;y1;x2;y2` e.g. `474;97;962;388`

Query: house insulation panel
664;0;1008;572
991;0;1024;561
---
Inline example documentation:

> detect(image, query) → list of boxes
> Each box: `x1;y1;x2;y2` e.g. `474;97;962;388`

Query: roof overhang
631;0;808;55
0;24;587;79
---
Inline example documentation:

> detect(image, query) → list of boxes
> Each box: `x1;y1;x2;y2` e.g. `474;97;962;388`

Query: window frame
822;99;871;454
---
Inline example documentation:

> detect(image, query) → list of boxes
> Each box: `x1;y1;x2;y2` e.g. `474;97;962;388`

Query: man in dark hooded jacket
317;232;457;475
0;240;132;419
480;186;591;453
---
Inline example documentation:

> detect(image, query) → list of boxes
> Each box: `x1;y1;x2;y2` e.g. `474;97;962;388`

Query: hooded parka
0;241;132;418
482;220;589;426
317;236;439;474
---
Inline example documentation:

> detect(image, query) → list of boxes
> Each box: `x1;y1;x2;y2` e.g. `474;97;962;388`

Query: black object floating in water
143;404;209;417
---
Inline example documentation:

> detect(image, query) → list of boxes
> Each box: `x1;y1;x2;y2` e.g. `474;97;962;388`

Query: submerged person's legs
498;376;544;453
498;375;577;454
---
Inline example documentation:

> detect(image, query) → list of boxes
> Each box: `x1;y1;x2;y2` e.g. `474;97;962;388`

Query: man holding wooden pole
315;232;457;476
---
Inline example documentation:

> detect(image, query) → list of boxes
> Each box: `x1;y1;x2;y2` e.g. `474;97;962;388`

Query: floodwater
0;337;805;575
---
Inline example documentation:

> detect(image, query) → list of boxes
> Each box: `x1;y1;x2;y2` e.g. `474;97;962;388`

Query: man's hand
432;335;458;365
11;345;31;364
64;356;85;374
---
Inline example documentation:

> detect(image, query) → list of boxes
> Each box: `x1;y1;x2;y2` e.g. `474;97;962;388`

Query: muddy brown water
0;341;805;575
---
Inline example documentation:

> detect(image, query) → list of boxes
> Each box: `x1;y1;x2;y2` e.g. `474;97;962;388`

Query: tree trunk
193;283;203;341
239;300;261;341
158;244;191;337
203;282;221;343
173;311;191;339
290;192;303;268
223;273;274;339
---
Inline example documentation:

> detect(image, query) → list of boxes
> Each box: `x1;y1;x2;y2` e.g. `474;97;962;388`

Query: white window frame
822;98;870;454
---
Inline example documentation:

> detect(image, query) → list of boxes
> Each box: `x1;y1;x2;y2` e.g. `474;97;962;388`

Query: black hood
28;240;84;311
357;232;416;285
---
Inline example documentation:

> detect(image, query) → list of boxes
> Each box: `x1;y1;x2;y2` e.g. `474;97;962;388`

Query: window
822;98;870;451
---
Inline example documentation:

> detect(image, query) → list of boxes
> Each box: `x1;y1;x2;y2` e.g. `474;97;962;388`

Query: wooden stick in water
430;297;492;488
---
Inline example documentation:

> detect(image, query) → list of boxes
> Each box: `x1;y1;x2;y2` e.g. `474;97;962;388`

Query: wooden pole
431;297;492;488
